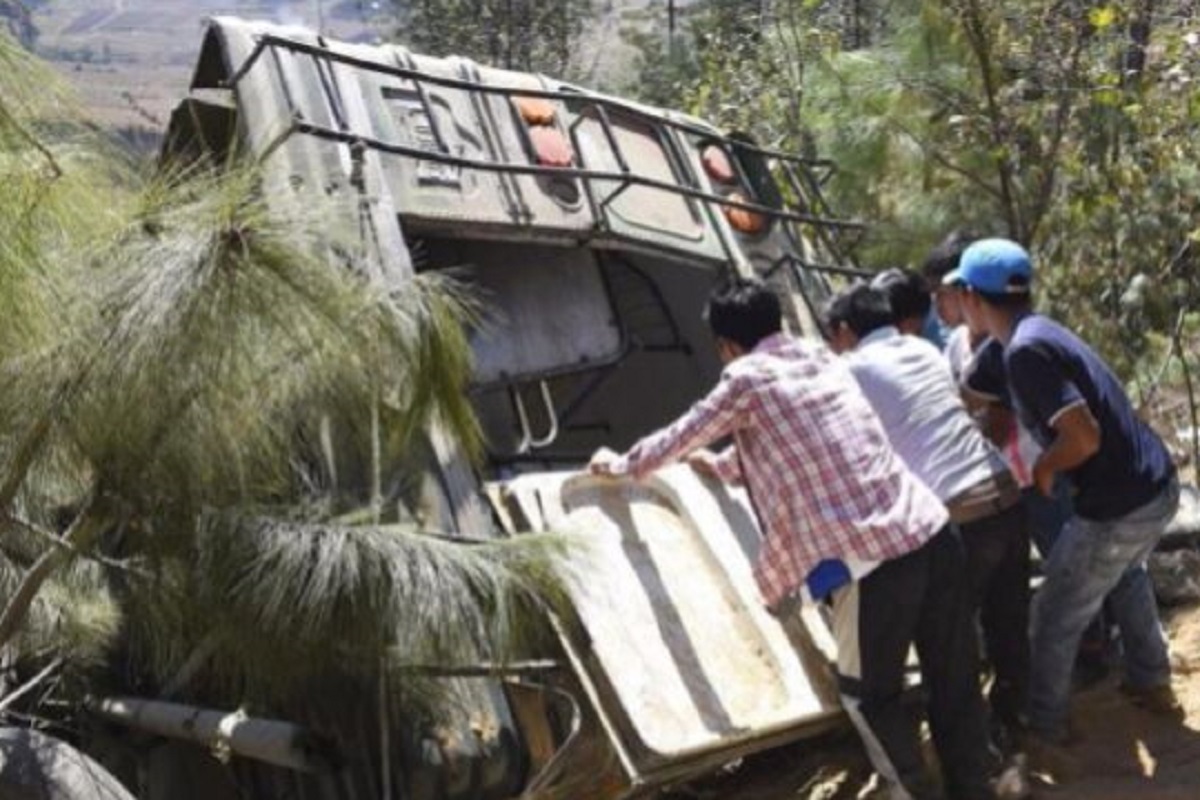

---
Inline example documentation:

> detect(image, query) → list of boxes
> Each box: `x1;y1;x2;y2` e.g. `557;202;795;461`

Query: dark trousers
829;527;994;800
959;501;1032;732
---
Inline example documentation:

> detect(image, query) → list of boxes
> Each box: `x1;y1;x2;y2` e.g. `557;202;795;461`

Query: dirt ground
663;602;1200;800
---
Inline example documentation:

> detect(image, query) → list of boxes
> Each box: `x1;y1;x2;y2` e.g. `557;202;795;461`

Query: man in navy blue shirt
956;239;1181;766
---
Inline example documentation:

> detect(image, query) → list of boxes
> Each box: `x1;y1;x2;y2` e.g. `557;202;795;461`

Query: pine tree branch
160;635;220;699
0;410;53;513
887;117;1005;204
0;494;109;650
3;514;144;575
0;656;62;713
956;0;1025;240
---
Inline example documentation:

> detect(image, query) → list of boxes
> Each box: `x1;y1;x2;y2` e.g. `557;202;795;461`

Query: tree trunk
1123;0;1155;85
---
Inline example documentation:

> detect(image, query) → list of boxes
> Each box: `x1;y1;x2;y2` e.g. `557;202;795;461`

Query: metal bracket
512;381;560;454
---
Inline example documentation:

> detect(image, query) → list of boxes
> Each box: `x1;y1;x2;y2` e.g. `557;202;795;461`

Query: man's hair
971;287;1033;310
871;268;930;324
823;282;893;338
705;276;783;350
922;229;979;282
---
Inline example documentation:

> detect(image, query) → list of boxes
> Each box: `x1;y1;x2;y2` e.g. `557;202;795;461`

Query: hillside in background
31;0;383;152
30;0;673;155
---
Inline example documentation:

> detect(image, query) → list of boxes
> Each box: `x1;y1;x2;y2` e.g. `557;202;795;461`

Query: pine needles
0;30;568;733
118;513;568;707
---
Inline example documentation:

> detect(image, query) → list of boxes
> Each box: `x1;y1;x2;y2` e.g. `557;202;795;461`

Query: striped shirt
610;333;947;608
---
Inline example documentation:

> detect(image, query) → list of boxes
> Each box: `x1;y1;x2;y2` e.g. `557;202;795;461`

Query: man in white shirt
824;281;1032;749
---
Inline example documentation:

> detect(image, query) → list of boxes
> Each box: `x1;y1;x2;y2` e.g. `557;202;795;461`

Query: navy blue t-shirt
1001;314;1173;521
962;337;1007;405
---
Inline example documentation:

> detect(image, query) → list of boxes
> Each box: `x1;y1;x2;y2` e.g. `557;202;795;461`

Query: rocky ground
663;602;1200;800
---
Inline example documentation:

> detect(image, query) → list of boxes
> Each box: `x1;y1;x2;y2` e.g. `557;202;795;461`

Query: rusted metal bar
283;119;865;230
225;34;840;172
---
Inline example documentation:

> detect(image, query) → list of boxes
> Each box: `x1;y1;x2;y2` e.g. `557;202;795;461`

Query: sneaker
1119;681;1186;720
1020;731;1080;783
990;754;1032;799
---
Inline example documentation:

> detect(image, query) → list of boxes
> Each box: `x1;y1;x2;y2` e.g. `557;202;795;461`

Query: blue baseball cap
955;238;1032;295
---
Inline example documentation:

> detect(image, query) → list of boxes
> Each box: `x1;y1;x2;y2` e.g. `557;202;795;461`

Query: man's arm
591;371;752;480
960;337;1012;446
971;399;1015;449
687;446;743;485
1008;345;1099;496
1031;403;1101;496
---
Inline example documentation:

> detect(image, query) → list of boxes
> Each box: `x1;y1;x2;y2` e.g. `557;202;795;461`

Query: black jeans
830;526;995;800
959;501;1032;733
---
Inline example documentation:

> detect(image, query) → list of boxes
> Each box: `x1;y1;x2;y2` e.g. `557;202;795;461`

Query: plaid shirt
611;333;947;608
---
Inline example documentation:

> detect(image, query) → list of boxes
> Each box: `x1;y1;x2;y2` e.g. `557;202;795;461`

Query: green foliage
396;0;594;75
619;25;701;110
655;0;833;149
121;512;570;708
56;168;481;521
0;538;119;667
19;166;563;712
0;28;568;734
630;0;1200;378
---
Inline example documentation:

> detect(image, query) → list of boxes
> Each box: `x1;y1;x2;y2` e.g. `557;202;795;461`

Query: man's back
706;334;948;604
614;331;946;608
845;327;1007;502
734;334;929;517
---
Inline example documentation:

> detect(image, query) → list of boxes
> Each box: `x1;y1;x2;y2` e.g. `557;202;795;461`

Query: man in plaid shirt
591;278;1004;799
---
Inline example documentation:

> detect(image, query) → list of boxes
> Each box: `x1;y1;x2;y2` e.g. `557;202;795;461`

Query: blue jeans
1022;477;1073;559
1029;478;1179;739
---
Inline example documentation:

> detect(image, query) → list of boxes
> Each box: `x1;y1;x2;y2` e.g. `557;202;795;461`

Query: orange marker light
513;96;557;126
723;192;767;234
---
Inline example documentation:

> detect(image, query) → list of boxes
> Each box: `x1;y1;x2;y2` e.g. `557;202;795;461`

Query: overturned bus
149;16;867;800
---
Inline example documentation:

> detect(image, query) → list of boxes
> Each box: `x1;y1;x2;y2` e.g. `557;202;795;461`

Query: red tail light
529;126;574;167
701;145;736;185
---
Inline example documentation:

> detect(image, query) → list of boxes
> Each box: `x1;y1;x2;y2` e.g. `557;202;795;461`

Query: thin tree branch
0;494;109;649
0;320;121;515
0;411;54;514
888;118;1007;203
957;0;1024;240
160;635;221;699
2;515;145;576
1178;326;1200;475
379;657;391;800
371;396;383;524
0;657;63;713
1025;34;1086;244
1144;306;1187;409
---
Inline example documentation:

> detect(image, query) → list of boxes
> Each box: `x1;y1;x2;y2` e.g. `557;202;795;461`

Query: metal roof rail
225;32;867;252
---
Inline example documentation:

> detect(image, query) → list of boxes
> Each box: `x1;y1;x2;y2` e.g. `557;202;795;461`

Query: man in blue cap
955;238;1181;768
